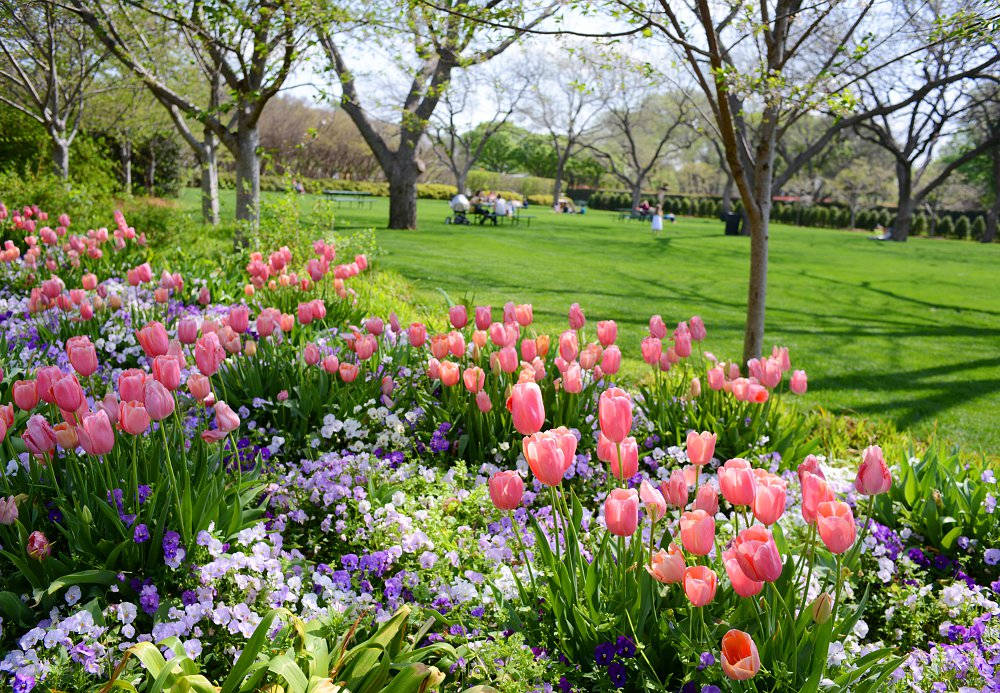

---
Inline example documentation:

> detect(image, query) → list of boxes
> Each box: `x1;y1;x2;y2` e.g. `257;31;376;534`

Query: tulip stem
160;421;186;544
508;510;537;599
797;524;817;618
648;517;656;566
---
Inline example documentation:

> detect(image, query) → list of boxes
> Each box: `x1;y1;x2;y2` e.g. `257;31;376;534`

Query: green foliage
972;215;987;240
912;214;928;235
954;215;971;239
0;171;116;229
937;216;955;237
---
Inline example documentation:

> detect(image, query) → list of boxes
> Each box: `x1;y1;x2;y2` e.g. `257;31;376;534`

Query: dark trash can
723;212;743;236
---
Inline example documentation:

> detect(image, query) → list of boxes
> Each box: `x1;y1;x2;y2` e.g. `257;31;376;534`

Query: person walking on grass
651;204;664;235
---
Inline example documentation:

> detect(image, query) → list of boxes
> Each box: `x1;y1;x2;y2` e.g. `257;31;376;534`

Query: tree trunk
552;156;566;206
388;160;419;229
200;130;220;226
120;140;132;194
984;149;1000;243
849;201;857;229
455;169;467;197
890;160;913;242
51;137;69;180
721;175;734;216
145;145;156;193
631;183;643;209
742;207;770;365
234;113;261;236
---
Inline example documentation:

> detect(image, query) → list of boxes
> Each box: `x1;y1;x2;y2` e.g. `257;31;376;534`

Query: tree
319;0;556;229
430;64;530;194
517;43;609;205
830;161;893;228
954;83;1000;242
69;0;322;233
582;58;696;208
0;0;107;178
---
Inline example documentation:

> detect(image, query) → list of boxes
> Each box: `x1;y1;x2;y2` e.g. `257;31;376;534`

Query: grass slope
177;189;1000;452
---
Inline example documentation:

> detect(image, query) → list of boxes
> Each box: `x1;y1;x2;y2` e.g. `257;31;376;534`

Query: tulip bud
810;593;833;624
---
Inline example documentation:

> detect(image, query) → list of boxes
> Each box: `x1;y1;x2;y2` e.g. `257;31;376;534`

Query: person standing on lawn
651;204;664;235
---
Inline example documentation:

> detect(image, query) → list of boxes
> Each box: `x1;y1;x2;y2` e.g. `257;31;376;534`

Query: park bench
323;189;374;209
618;208;651;221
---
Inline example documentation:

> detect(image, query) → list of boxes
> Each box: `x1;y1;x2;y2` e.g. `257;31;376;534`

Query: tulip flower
439;361;460;387
723;549;764;598
790;369;808;394
720;630;760;680
719;457;756;507
36;366;61;404
817;501;856;554
339;363;359;382
649;314;667;338
152;355;181;391
568;302;585;330
23;414;57;455
447;331;465;357
685;430;716;466
303;343;321;366
639;480;667;522
605;488;639;536
855;445;891;495
474;305;492;330
137;321;169;358
77;409;115;456
810;593;833;623
646;543;685;584
679;509;715;555
598;387;632;443
579;342;602;370
797;454;825;485
661;469;688;508
195;333;225;376
463;366;485;393
12;379;38;411
674;331;692;358
693;483;719;515
731;525;783;582
119;401;151;435
535;334;550;357
558;330;579;362
475;390;492;412
489;470;524;510
523;430;569;486
600;345;621;374
188;373;212;402
407;322;428;348
66;335;98;376
610;436;639;480
53;421;78;449
641;337;662;365
144;380;175;421
117;369;147;404
683;565;717;606
562;362;583;393
596;320;617;346
27;531;51;560
689;315;706;341
515;303;533;326
229;305;250;333
706;366;725;391
752;474;787;525
0;496;18;525
449;305;468;329
801;472;834;524
507;382;545;435
364;317;383;335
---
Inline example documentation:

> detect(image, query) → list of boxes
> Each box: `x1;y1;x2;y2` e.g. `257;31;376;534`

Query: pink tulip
732;525;783;582
427;357;441;380
817;501;856;554
706;366;725;391
674;331;691;358
0;496;18;525
558;330;579;362
137;321;169;358
721;630;760;681
117;369;146;404
789;369;807;394
689;315;706;341
641;337;662;365
522;430;568;486
449;305;468;329
364;317;383;336
579;342;602;370
27;531;51;560
719;458;756;507
52;374;85;413
339;363;359;382
600;345;621;374
610;436;639;480
447;331;465;357
507;382;545;435
752;474;787;525
801;472;835;524
694;483;719;515
646;543;685;584
797;454;825;485
23;414;57;455
214;401;240;432
302;343;321;366
297;302;314;325
598;387;632;443
494;346;516;373
640;480;667;522
36;366;61;404
321;355;340;375
515;303;533;326
229;305;250;334
562;362;583;393
489;470;524;510
12;380;39;411
596;320;617;346
177;318;199;344
408;322;427;348
118;401;150;435
568;302;585;330
143;379;175;421
475;305;492;330
596;432;616;464
195;333;225;376
772;345;791;371
475;390;492;412
81;272;97;290
683;565;717;607
150;355;180;391
66;335;98;376
855;445;891;495
685;431;716;466
661;469;689;508
77;409;115;456
188;373;212;402
439;361;460;387
679;509;715;555
649;314;667;339
723;549;764;598
605;488;639;536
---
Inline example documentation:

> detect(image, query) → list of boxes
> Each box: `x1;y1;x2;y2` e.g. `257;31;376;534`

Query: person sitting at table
471;190;491;222
494;195;509;219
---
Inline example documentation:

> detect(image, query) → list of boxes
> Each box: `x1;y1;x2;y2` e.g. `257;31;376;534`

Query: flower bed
0;199;997;692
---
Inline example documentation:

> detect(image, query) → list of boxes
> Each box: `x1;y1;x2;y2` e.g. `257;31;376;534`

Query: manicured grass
177;189;1000;452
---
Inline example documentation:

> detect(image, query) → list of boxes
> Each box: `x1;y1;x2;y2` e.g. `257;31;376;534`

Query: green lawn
178;189;1000;452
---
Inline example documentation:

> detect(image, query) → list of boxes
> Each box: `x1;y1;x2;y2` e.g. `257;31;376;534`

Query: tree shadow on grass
808;356;1000;431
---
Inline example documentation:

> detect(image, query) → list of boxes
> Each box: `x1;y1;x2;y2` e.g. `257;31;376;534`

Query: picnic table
617;207;652;221
323;189;374;209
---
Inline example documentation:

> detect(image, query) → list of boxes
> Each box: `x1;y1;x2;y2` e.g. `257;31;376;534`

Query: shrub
937;216;955;237
527;194;553;206
972;215;987;240
954;215;971;239
912;215;928;235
